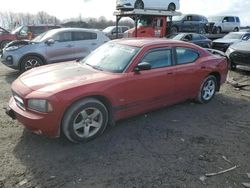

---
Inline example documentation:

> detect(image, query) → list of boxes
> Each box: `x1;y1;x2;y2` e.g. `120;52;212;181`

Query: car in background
103;26;129;40
208;16;240;34
226;40;250;70
167;33;212;48
6;38;228;143
170;14;208;34
212;31;250;52
116;0;180;11
1;28;110;71
0;24;61;49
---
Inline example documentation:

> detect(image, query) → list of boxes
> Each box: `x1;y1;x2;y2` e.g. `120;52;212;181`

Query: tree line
0;11;134;30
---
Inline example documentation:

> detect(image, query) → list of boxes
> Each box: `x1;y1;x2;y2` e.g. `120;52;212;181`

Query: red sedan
6;38;228;143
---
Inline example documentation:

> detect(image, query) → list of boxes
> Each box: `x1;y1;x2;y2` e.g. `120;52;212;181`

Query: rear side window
141;49;172;69
176;48;199;65
72;31;97;41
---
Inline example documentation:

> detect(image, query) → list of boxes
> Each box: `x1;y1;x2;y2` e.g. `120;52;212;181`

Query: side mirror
45;39;55;45
134;62;151;72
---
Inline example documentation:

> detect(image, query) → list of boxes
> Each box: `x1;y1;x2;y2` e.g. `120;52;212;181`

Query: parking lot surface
0;63;249;188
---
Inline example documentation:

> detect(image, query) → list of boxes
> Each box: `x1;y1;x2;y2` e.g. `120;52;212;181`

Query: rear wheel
62;98;109;143
198;27;206;34
233;27;239;32
134;0;144;9
168;3;176;11
196;75;217;103
20;56;44;72
170;26;178;34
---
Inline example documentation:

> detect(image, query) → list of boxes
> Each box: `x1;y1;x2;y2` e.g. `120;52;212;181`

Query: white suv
116;0;180;11
208;16;241;34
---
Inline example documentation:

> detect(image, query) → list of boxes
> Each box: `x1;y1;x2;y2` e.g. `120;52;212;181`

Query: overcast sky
1;0;250;25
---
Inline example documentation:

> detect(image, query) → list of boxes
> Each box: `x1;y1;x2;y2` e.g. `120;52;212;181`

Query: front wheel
20;56;44;71
229;61;237;70
62;98;109;143
196;75;217;104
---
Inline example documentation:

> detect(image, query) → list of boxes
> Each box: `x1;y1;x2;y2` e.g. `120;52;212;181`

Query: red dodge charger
6;38;228;143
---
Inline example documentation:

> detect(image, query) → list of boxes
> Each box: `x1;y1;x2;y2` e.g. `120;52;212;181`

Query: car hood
213;38;240;44
230;41;250;51
19;61;111;92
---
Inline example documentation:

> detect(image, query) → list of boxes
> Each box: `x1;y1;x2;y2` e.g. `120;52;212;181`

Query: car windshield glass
208;16;223;22
11;26;23;34
168;33;185;40
223;33;244;39
172;15;185;21
32;29;58;42
103;27;115;33
82;42;140;73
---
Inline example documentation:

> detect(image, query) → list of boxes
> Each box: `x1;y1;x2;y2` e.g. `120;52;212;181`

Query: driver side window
141;49;172;69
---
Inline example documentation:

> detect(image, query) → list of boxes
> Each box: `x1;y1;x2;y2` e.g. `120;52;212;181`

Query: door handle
167;72;174;75
201;66;206;69
91;43;97;45
66;44;73;48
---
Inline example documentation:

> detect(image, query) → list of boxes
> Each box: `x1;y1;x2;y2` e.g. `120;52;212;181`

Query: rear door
124;47;177;116
45;31;76;63
72;31;99;59
173;47;203;100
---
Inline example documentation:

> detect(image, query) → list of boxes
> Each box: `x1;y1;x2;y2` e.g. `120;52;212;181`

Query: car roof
115;38;196;48
49;27;101;33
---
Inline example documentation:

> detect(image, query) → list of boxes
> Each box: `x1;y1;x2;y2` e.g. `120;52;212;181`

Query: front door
123;48;177;117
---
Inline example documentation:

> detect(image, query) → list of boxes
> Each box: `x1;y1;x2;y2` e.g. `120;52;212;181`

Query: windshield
103;26;115;33
223;33;244;39
32;29;59;42
11;26;23;34
172;15;185;21
82;42;140;73
208;16;223;22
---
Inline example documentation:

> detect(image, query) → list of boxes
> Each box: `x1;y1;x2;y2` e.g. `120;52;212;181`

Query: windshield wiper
85;63;103;71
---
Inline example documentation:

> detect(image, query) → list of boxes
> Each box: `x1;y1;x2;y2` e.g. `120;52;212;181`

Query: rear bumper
7;97;61;137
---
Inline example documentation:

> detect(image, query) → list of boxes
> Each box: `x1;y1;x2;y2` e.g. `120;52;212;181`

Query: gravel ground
0;63;249;188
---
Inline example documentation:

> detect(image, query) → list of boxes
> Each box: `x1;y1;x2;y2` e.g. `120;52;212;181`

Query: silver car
1;28;110;71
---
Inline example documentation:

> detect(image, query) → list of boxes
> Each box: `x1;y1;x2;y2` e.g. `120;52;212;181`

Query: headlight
5;46;21;51
28;99;53;113
225;47;235;57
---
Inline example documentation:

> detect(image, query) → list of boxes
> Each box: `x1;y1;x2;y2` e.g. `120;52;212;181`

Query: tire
170;26;178;34
198;27;206;34
196;75;217;104
229;61;236;70
168;3;176;11
20;56;44;72
0;40;11;49
134;0;144;9
62;98;109;143
216;27;222;34
233;27;239;32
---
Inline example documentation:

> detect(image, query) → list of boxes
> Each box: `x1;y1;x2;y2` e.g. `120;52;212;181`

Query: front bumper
7;97;61;137
1;52;20;70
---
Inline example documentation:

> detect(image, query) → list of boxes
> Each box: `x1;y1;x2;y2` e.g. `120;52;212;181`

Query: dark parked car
170;14;208;34
6;38;228;143
212;31;250;52
226;40;250;70
167;33;212;48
